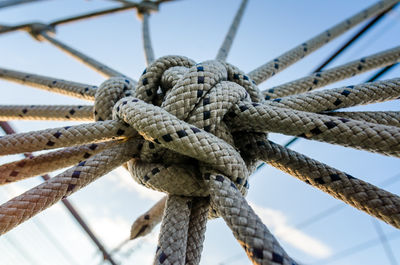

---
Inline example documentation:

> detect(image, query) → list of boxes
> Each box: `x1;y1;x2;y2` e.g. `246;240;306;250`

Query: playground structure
0;0;399;264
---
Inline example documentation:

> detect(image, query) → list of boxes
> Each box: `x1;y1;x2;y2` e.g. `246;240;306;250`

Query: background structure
0;0;399;264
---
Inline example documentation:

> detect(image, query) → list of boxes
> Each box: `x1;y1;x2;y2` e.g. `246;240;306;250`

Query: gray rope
40;32;129;79
248;0;399;84
263;45;400;99
215;0;248;61
0;67;96;101
141;13;156;66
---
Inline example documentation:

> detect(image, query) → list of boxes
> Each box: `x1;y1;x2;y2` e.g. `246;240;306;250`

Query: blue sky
0;0;399;264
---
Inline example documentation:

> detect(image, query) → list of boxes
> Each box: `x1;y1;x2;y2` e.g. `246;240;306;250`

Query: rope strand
0;105;93;121
215;0;248;61
263;45;400;99
237;136;400;228
0;67;96;101
0;138;142;235
0;141;116;185
141;13;155;66
0;120;135;155
325;111;400;128
40;32;129;79
266;78;400;112
248;0;399;84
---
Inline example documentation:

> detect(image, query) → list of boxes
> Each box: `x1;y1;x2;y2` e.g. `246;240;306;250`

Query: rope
0;138;142;235
0;1;400;264
154;195;191;265
238;137;400;228
184;197;209;265
248;0;399;85
263;45;400;99
206;172;294;264
0;105;93;121
1;53;398;264
141;13;155;66
0;141;116;185
215;0;248;61
266;78;400;112
130;196;167;239
39;31;129;79
0;120;135;155
325;111;400;128
0;67;96;101
49;2;155;27
228;102;400;158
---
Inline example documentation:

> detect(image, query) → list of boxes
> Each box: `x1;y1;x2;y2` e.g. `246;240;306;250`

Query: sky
0;0;400;264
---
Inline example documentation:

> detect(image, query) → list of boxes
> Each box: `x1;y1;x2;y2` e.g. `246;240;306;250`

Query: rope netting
0;0;399;264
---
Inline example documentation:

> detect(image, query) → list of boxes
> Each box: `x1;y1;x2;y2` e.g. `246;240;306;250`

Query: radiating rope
141;13;155;66
326;111;400;128
248;0;399;84
0;120;135;155
228;101;400;158
40;32;128;79
266;78;400;112
0;67;96;101
262;45;400;99
0;138;142;235
0;1;399;265
0;141;116;185
0;105;93;121
215;0;248;61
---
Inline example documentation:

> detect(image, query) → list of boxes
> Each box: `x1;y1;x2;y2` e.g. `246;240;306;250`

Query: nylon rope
39;31;128;78
0;67;97;101
141;12;156;66
248;0;399;85
215;0;248;61
0;1;399;265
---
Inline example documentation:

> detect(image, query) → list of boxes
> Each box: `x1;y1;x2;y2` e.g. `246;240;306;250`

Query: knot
94;77;136;121
95;56;265;198
25;23;55;41
136;0;159;20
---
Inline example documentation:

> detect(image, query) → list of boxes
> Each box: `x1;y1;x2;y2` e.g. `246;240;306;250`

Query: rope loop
95;55;264;201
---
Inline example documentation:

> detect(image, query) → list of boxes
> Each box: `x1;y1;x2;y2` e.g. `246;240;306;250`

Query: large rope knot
95;55;265;200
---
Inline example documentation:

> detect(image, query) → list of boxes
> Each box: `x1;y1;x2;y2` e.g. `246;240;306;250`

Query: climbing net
0;0;400;264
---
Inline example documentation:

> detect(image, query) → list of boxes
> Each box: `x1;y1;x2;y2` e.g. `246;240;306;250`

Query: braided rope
263;45;400;99
326;111;400;128
130;196;167;239
0;105;93;121
0;138;142;235
40;32;129;79
184;197;209;265
215;0;248;61
248;0;399;85
141;13;156;66
0;1;399;264
228;102;400;157
0;67;96;101
0;120;135;155
154;195;191;265
206;172;295;264
0;141;116;185
237;136;400;228
265;78;400;112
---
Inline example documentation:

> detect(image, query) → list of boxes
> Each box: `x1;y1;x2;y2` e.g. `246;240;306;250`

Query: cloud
249;201;332;258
